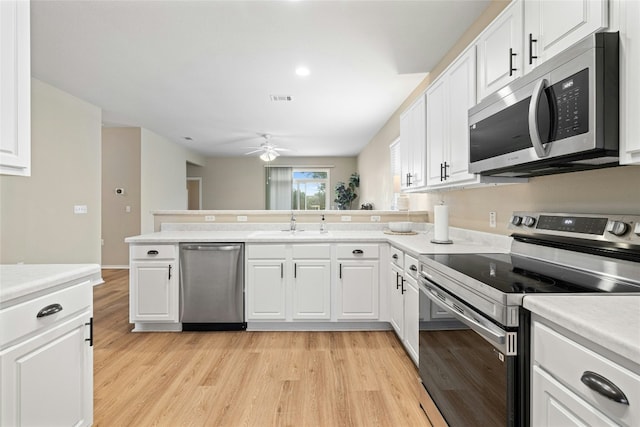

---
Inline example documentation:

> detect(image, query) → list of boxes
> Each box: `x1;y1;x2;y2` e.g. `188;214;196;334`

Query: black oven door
419;280;520;427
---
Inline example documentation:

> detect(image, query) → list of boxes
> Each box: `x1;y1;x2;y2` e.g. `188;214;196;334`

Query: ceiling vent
269;95;293;102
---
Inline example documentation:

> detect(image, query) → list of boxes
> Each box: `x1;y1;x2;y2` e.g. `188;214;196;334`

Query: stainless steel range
417;212;640;427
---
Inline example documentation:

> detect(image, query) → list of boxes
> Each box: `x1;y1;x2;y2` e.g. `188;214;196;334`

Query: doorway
187;177;202;210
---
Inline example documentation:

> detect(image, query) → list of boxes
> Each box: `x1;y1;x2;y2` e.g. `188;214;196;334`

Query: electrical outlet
341;215;352;222
125;205;131;213
237;215;248;222
489;211;497;228
205;215;216;221
74;205;88;214
370;215;381;222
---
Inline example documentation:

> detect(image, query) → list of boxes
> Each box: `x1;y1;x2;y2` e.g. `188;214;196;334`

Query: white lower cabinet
337;244;380;320
531;316;640;427
1;280;94;427
129;244;179;326
246;259;286;319
388;246;419;365
389;262;405;336
292;260;331;320
246;244;331;321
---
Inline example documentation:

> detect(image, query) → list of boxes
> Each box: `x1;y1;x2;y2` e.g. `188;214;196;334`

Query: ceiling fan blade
244;149;262;155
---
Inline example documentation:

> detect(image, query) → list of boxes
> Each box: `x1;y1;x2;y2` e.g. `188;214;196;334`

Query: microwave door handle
528;78;551;158
422;284;506;347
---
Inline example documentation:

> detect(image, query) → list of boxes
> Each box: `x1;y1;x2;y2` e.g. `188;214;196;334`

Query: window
266;167;330;210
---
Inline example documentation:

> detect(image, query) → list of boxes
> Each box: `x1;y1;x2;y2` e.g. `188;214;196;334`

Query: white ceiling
30;0;491;157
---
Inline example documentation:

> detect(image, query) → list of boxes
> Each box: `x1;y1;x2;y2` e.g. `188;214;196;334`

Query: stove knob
606;220;629;236
634;222;640;236
510;215;523;226
522;216;536;227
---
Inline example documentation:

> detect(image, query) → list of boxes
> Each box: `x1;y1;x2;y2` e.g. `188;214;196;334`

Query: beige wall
199;156;358;210
102;127;141;267
358;0;510;212
140;129;206;234
358;0;640;234
0;79;102;264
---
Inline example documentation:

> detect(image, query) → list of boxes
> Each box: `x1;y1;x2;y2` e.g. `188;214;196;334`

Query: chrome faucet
290;211;297;231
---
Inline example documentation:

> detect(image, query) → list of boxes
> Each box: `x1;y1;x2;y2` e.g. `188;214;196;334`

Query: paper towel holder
431;201;453;244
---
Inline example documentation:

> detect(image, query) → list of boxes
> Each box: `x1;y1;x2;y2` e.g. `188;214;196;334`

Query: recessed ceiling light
295;66;310;77
184;136;193;141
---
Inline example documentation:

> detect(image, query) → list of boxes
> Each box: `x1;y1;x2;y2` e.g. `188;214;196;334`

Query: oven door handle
422;283;506;348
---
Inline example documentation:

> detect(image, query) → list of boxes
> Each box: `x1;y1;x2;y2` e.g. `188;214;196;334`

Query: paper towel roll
433;205;450;242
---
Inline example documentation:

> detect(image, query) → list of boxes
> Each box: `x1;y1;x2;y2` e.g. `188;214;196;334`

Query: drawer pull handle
147;250;159;255
352;249;364;255
392;254;398;260
410;265;417;272
37;303;63;318
580;371;629;405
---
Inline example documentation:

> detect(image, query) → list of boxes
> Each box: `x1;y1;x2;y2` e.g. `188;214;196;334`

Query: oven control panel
509;212;640;244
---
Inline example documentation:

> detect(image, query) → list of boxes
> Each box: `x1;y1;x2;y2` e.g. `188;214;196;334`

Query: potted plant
334;173;360;210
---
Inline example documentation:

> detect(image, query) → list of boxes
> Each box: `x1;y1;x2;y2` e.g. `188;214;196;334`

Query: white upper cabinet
426;47;479;188
399;94;427;191
620;0;640;165
476;0;524;101
0;0;31;176
477;0;609;102
524;0;609;74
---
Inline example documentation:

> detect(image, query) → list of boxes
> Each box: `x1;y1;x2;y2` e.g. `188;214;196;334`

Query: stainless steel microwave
468;32;619;178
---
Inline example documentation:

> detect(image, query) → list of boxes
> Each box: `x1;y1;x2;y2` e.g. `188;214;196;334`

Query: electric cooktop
422;252;638;295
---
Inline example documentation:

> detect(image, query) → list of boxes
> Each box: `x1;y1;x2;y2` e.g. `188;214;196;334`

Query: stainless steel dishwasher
179;243;246;331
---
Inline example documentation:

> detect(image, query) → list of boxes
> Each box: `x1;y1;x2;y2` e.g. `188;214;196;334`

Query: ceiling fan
244;134;291;161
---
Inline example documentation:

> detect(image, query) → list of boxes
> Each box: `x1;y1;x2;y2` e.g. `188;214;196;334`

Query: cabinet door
446;48;477;184
620;0;640;165
476;0;523;101
403;276;419;365
524;0;608;74
337;260;379;320
0;0;31;176
426;77;447;187
292;260;331;320
399;95;427;190
389;263;404;338
399;111;412;189
531;366;618;427
1;312;93;427
246;260;286;320
130;262;177;322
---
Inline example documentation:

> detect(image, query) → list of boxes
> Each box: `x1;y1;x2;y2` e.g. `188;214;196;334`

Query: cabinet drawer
404;254;419;280
246;244;286;259
292;244;330;259
131;244;176;260
336;244;379;259
390;246;404;268
533;320;640;425
0;281;92;346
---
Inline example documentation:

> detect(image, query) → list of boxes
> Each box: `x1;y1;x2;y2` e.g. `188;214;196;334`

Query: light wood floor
94;269;438;426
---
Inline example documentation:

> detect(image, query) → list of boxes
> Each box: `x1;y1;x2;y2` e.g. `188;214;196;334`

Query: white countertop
524;295;640;365
0;264;103;305
125;228;512;256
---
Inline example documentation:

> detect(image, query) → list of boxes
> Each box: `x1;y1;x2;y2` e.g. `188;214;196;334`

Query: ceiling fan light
260;151;278;162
